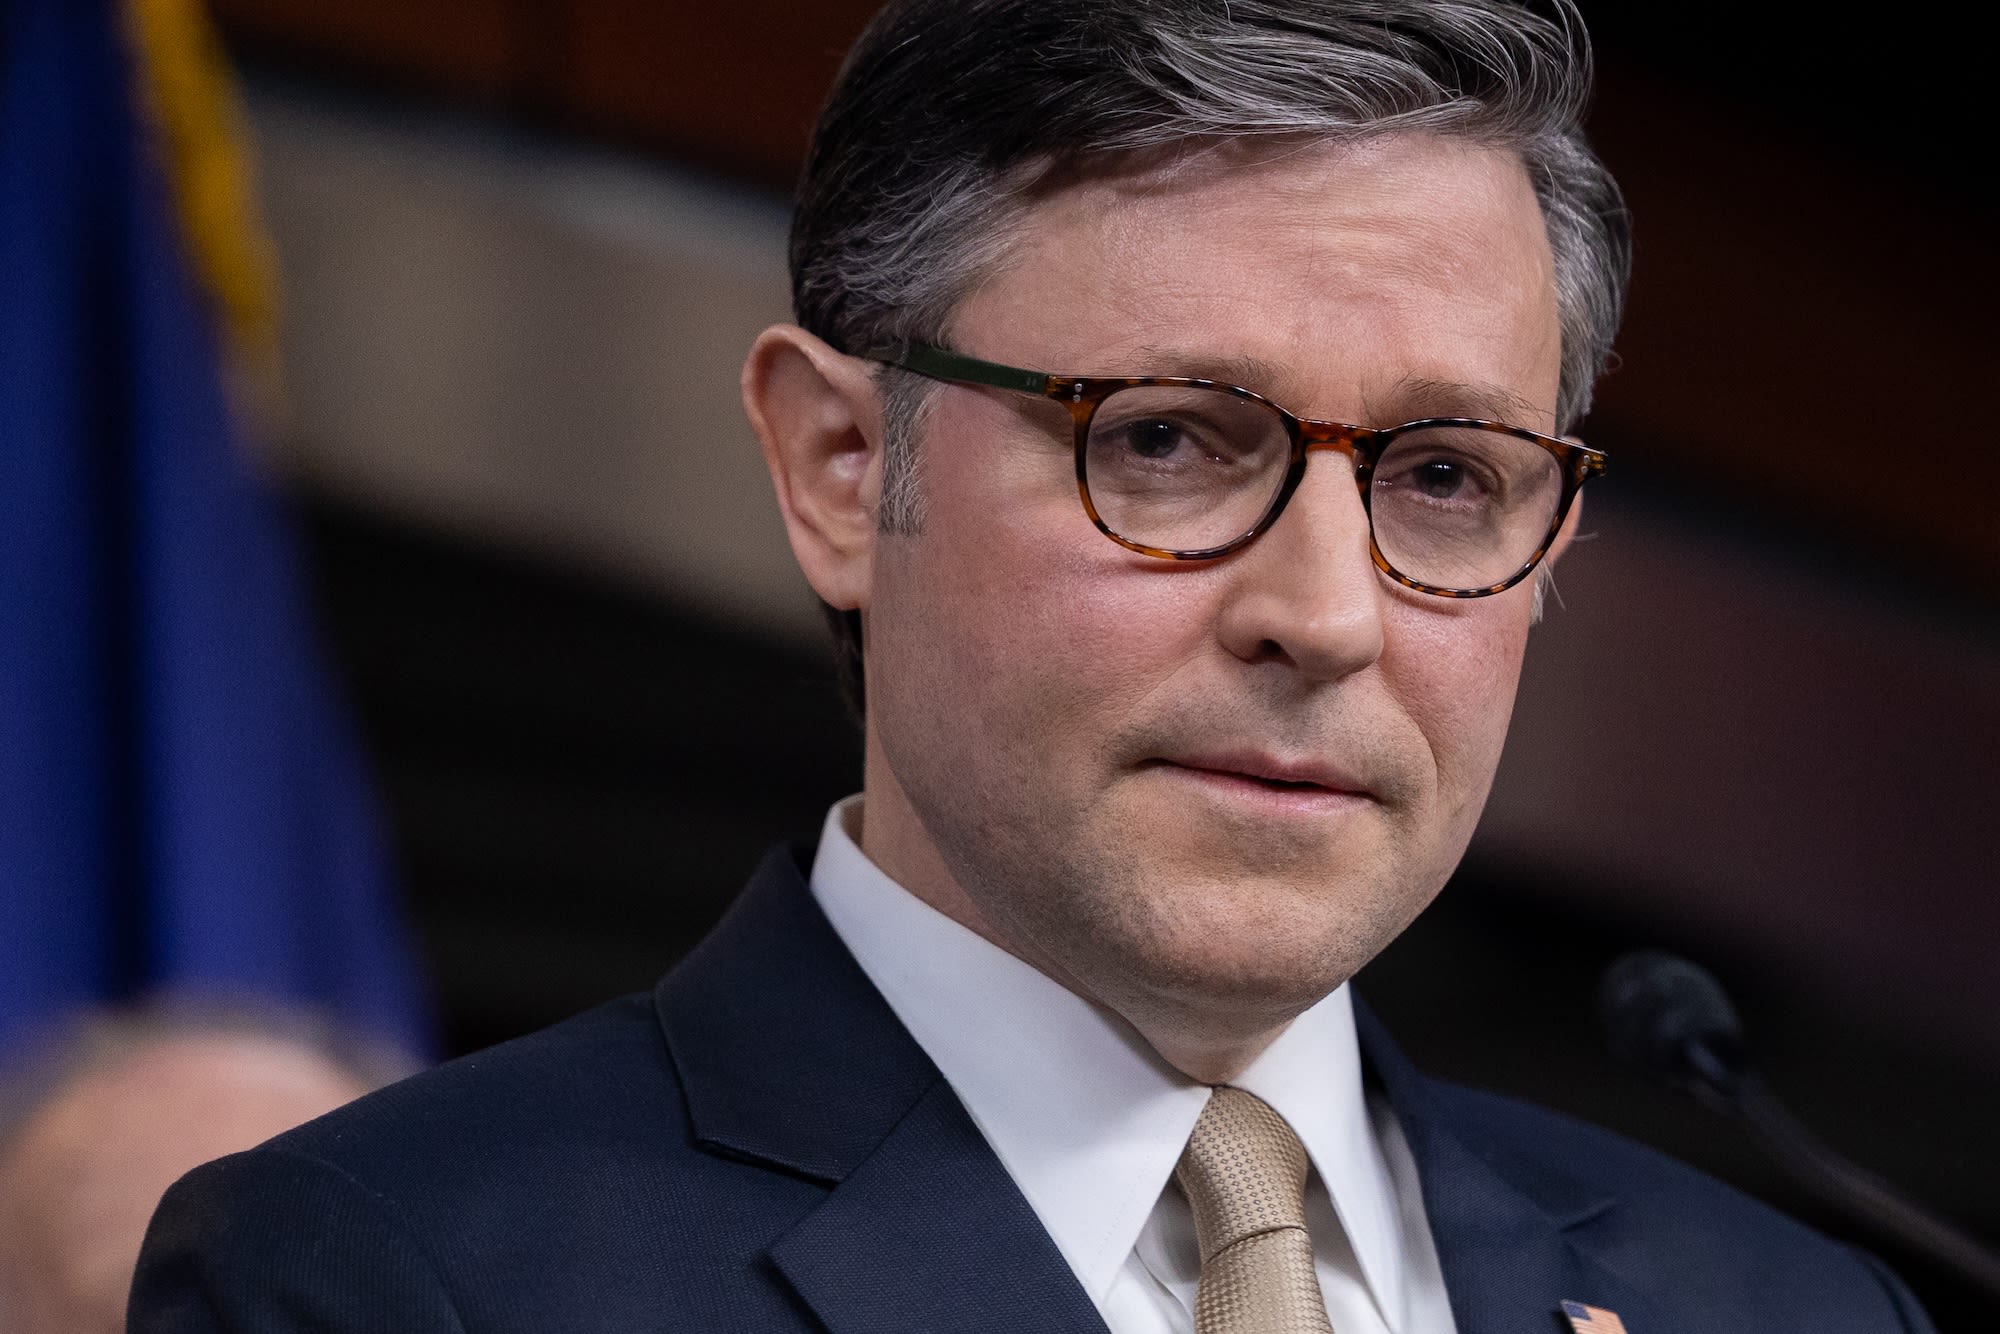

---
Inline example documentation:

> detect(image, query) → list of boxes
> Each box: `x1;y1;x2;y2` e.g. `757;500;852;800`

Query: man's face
857;133;1564;1042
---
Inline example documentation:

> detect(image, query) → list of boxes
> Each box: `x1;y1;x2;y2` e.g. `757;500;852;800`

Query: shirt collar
808;797;1407;1321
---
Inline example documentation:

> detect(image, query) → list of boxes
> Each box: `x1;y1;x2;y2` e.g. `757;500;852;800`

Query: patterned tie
1174;1086;1337;1334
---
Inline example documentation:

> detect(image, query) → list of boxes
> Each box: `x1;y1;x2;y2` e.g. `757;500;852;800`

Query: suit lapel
1356;1000;1667;1334
771;1077;1110;1334
655;846;1107;1334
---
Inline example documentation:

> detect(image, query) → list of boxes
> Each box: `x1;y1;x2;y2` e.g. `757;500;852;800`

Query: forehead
953;133;1561;423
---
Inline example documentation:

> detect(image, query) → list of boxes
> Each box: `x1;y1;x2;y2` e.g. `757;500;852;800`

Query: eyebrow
1383;375;1546;427
1100;346;1546;427
1110;345;1292;393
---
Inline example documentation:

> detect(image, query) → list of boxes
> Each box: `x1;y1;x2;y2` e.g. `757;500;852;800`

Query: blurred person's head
0;1002;414;1334
745;0;1628;1080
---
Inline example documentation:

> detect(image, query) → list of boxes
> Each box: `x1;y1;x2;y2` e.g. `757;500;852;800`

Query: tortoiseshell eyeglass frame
861;340;1606;598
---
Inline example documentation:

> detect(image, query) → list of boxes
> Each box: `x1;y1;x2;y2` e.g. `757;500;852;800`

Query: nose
1213;455;1386;681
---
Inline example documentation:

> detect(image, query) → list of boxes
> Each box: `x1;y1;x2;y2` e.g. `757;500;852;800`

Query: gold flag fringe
120;0;287;433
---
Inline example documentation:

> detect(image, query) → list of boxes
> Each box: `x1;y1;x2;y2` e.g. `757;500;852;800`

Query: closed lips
1155;755;1371;797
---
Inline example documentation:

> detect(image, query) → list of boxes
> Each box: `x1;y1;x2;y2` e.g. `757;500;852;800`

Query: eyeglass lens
1082;384;1564;590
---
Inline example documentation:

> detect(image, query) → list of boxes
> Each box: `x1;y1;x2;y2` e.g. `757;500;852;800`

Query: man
132;1;1934;1330
0;1005;408;1333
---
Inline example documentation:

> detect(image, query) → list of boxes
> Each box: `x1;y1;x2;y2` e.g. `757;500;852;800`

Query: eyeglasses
862;341;1606;598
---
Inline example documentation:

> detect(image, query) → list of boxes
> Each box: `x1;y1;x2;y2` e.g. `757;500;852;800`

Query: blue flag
0;0;430;1058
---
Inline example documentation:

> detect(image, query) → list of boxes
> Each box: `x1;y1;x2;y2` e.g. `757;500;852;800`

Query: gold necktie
1174;1086;1336;1334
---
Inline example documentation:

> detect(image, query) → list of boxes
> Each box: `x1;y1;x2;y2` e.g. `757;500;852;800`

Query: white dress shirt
809;797;1460;1334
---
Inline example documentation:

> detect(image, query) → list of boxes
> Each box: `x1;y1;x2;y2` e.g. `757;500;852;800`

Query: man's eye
1120;418;1191;459
1381;451;1502;506
1411;459;1471;499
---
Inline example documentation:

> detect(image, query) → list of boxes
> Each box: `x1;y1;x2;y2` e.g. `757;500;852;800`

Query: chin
1090;871;1396;1017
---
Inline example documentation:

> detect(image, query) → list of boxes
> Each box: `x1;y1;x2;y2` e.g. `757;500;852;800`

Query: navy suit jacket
131;845;1932;1332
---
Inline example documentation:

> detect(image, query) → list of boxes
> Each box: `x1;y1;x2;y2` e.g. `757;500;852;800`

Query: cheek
886;535;1214;762
1382;598;1532;812
896;427;1214;739
872;582;1224;891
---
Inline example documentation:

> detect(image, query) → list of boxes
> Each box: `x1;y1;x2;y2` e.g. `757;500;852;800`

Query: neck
1132;1020;1293;1086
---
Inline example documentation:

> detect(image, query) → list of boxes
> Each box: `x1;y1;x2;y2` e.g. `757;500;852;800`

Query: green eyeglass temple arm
860;341;1055;396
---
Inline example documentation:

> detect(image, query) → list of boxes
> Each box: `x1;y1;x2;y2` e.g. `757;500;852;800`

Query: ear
741;325;885;613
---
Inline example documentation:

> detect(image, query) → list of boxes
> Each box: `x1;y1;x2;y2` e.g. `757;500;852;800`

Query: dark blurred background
193;1;1994;1323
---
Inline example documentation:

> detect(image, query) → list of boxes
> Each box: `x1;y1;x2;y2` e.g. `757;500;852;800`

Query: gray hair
791;0;1632;712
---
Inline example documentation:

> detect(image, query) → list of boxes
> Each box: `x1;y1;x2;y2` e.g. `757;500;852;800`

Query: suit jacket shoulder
133;990;830;1332
133;847;1098;1334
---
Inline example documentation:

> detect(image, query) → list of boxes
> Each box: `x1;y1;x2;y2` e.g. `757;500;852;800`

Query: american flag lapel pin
1560;1299;1631;1333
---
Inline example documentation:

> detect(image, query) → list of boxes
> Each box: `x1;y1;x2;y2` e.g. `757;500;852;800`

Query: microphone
1598;950;2000;1303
